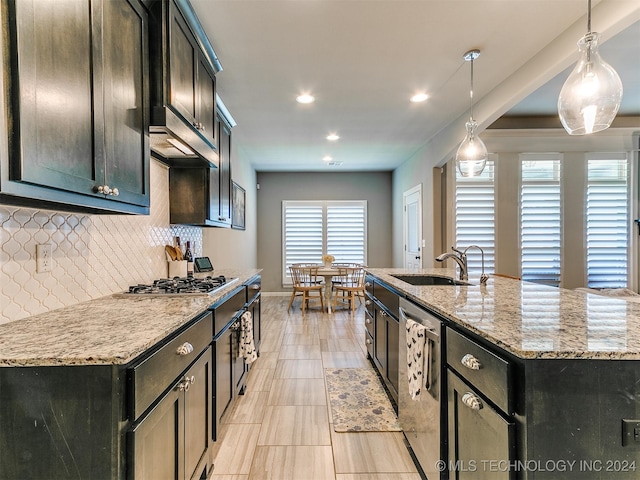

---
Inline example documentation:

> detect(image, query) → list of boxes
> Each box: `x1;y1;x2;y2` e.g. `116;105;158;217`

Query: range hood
149;107;219;168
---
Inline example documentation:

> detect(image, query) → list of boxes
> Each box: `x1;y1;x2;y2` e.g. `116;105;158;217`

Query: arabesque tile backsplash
0;160;202;324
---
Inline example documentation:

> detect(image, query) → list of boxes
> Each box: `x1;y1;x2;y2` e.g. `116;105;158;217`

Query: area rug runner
325;368;401;432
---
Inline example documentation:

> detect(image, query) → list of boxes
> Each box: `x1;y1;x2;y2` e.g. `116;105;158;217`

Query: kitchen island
366;268;640;480
0;268;261;480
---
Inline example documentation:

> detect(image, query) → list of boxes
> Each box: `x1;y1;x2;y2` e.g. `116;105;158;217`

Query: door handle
415;256;421;260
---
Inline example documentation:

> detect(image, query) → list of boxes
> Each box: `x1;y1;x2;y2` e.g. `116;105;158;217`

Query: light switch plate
36;243;52;273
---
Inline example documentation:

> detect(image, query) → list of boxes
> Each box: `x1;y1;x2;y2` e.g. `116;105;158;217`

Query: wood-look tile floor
211;295;422;480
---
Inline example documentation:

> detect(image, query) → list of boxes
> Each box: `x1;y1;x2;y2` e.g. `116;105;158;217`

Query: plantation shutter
282;201;367;284
455;158;495;273
282;203;323;281
520;154;562;287
586;155;629;288
327;204;366;265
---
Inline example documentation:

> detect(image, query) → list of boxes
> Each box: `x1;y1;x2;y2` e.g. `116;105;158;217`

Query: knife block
168;260;187;278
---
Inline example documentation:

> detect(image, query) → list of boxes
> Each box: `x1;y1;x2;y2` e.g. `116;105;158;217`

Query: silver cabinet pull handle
462;392;483;410
176;342;194;356
177;375;196;392
461;353;481;370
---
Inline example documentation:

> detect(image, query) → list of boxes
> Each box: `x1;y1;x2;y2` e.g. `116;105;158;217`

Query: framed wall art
231;181;246;230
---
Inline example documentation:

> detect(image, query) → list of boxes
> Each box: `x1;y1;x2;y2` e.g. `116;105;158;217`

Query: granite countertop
366;268;640;360
0;269;261;367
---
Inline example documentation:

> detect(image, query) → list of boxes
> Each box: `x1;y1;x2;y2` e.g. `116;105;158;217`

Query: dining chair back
288;265;325;315
332;266;365;312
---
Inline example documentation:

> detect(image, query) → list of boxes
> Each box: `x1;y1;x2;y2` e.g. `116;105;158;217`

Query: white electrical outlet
36;244;52;273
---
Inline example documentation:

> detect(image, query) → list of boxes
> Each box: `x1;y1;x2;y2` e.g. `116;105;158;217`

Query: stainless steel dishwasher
398;298;445;479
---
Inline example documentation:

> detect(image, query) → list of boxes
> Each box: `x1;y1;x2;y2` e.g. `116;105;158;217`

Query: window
586;154;629;288
520;154;561;286
455;158;495;273
282;201;367;284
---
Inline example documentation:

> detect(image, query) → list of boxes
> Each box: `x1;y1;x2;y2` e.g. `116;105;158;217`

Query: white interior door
404;184;422;269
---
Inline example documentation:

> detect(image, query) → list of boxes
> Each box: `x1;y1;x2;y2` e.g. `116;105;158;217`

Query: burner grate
119;276;237;296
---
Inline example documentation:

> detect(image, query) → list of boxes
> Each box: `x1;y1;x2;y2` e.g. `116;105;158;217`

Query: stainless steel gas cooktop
115;275;239;297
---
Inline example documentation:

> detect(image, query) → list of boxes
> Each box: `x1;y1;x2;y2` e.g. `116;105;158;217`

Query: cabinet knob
461;353;482;370
365;282;372;287
176;342;194;356
380;310;388;317
177;375;196;392
94;185;119;196
462;392;483;411
251;284;261;290
365;318;371;324
365;300;372;306
366;338;372;345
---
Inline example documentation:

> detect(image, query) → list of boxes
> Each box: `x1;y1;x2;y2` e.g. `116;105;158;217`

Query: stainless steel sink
390;274;471;286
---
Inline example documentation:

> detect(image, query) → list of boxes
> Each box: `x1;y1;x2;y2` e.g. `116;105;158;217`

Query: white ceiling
191;0;640;172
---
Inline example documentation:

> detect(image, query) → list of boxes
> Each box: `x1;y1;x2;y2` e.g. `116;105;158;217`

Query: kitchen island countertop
0;269;261;367
366;267;640;360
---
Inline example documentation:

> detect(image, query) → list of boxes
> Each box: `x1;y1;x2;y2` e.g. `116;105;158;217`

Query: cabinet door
130;384;183;480
168;2;197;125
231;320;246;396
195;56;216;147
249;294;261;354
10;0;100;194
213;327;233;440
373;305;387;374
386;314;399;397
204;115;231;226
102;0;149;207
448;370;515;480
184;348;212;480
218;120;233;224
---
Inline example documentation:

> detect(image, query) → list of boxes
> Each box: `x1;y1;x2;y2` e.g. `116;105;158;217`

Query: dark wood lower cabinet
130;347;212;480
448;370;515;480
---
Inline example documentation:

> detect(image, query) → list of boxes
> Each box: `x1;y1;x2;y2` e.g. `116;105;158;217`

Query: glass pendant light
456;49;488;177
558;0;623;135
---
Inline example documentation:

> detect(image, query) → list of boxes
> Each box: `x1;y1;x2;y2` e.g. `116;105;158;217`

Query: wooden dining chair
288;265;325;315
332;266;365;312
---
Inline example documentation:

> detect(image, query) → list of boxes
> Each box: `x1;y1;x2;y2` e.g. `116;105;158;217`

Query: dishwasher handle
400;306;439;395
399;306;439;343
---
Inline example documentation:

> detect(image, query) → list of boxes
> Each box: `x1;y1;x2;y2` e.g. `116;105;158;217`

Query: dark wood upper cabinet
147;0;219;166
169;109;233;227
0;0;150;214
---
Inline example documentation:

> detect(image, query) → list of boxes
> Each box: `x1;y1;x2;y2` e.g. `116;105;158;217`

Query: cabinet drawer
447;328;511;414
375;282;399;319
129;312;213;420
213;287;246;336
364;310;374;337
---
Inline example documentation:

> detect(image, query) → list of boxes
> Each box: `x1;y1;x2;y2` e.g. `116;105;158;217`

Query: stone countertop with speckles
0;269;261;367
366;268;640;360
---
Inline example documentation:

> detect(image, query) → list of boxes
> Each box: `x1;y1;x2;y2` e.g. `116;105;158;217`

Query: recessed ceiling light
326;133;340;141
410;93;429;103
322;155;333;162
296;93;315;104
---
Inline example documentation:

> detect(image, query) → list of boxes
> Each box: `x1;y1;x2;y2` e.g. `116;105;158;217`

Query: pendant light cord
469;57;475;122
587;0;591;34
